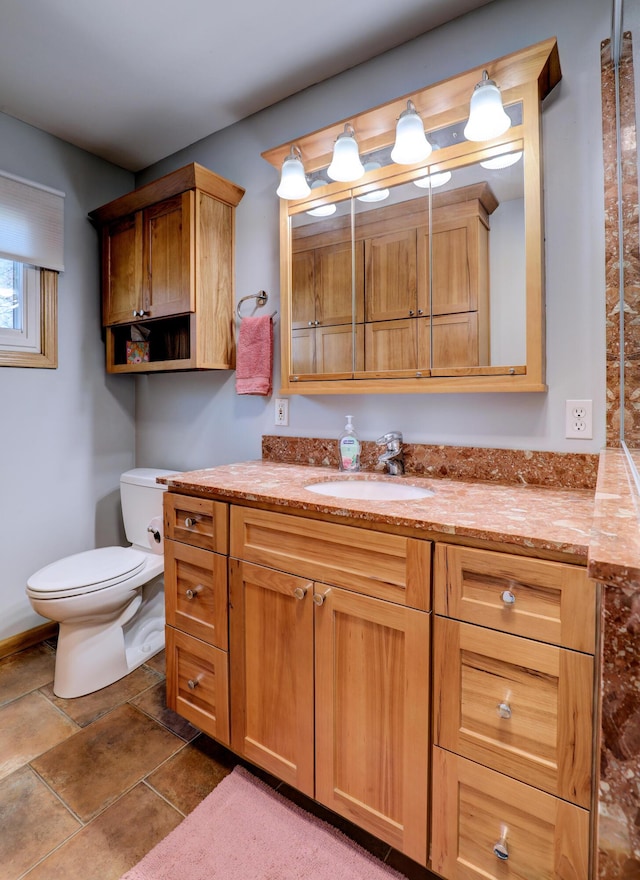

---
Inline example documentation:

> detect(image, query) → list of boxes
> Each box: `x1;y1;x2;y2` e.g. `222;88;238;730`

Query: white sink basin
305;478;434;501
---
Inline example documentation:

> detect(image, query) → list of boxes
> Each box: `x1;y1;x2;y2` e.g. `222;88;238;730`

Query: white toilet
26;468;176;699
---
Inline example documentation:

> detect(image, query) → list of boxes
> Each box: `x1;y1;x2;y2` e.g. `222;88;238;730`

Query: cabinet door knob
293;587;307;600
312;593;325;606
133;309;139;317
408;309;415;316
187;676;201;690
186;586;203;600
184;517;198;528
493;828;509;860
308;321;314;327
497;701;512;719
501;589;516;606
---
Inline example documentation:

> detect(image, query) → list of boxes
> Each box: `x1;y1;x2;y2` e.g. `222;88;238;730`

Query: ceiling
0;0;495;172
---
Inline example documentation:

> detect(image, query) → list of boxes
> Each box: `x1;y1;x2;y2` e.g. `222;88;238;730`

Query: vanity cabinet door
164;539;228;649
229;559;315;795
165;627;230;744
431;748;589;880
434;544;596;653
315;585;430;864
433;617;594;807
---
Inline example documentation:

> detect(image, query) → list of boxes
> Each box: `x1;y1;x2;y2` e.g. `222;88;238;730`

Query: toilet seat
27;547;148;599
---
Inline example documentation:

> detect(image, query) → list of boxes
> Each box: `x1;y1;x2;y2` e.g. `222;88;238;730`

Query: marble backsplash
262;435;599;490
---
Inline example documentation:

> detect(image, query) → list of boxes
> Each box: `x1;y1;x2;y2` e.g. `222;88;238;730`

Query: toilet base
53;575;165;699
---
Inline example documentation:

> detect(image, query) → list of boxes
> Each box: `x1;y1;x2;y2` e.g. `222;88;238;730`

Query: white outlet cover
565;399;593;439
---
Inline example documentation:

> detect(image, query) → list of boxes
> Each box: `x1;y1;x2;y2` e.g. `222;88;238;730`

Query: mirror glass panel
289;146;526;380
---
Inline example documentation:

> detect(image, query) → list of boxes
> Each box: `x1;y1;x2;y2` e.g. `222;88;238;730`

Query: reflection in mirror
290;194;361;378
290;147;526;379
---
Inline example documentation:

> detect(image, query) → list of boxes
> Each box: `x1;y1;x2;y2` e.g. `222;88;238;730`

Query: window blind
0;170;64;271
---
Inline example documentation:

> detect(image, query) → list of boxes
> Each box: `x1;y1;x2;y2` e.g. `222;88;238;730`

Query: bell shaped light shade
276;146;311;199
306;180;337;216
463;71;511;142
391;100;432;165
327;125;365;182
356;163;390;203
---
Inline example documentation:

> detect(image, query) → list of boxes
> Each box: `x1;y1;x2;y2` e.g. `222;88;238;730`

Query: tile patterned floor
0;640;436;880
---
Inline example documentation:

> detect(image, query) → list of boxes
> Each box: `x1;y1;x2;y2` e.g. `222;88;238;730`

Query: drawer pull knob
501;589;516;606
184;517;198;528
293;587;307;600
497;702;512;719
186;586;203;600
312;593;325;606
187;677;200;690
493;829;509;860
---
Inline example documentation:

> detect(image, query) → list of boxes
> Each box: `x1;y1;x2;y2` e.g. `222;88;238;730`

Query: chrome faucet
376;431;405;475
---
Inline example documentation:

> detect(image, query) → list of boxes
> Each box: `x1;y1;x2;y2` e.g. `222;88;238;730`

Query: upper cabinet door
142;191;195;320
365;228;417;322
101;213;143;326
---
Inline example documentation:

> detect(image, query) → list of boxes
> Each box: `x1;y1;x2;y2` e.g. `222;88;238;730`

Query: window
0;260;57;367
0;170;64;368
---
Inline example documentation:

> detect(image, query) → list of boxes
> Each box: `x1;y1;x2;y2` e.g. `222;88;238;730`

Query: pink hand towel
235;315;273;395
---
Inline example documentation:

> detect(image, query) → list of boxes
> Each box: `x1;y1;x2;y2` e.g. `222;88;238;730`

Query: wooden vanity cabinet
90;163;244;374
431;543;595;879
228;506;431;864
162;489;597;878
164;494;231;743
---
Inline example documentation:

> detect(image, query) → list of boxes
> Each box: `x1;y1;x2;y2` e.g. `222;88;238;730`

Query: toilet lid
27;547;147;595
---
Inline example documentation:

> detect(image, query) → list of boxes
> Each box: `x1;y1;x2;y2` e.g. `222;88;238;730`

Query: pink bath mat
120;765;407;879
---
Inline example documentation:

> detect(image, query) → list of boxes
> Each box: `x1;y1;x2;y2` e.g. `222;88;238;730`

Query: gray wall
0;0;618;640
135;0;609;472
0;113;136;639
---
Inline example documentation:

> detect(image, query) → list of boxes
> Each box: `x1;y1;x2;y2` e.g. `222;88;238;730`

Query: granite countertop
161;460;595;560
588;447;640;588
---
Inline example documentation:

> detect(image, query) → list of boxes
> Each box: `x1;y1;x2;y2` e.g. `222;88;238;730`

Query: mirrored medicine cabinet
263;38;561;395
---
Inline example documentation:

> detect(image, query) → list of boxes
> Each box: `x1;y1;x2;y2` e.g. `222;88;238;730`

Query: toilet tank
119;468;176;549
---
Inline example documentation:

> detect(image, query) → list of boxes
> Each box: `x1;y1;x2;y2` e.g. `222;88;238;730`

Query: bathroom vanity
160;459;598;879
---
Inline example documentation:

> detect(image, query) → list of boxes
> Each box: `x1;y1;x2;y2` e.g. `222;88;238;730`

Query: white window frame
0;261;41;353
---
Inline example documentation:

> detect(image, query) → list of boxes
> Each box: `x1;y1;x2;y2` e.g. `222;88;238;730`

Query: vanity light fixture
480;149;523;170
276;146;311;199
306;180;337;216
327;124;365;182
463;71;511;142
356;162;390;202
390;100;432;165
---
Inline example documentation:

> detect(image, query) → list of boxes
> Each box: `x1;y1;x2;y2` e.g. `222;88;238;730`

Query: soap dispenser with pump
338;415;361;472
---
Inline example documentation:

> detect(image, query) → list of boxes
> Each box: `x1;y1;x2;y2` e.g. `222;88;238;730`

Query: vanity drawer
164;493;228;553
165;627;229;744
230;506;431;610
431;747;590;880
434;543;595;653
433;617;593;807
164;539;228;649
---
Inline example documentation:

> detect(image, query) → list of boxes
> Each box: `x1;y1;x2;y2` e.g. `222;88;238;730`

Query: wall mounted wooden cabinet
90;163;244;374
263;38;561;394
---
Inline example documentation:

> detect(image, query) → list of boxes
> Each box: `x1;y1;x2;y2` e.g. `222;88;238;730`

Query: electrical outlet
275;398;289;427
565;399;593;439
